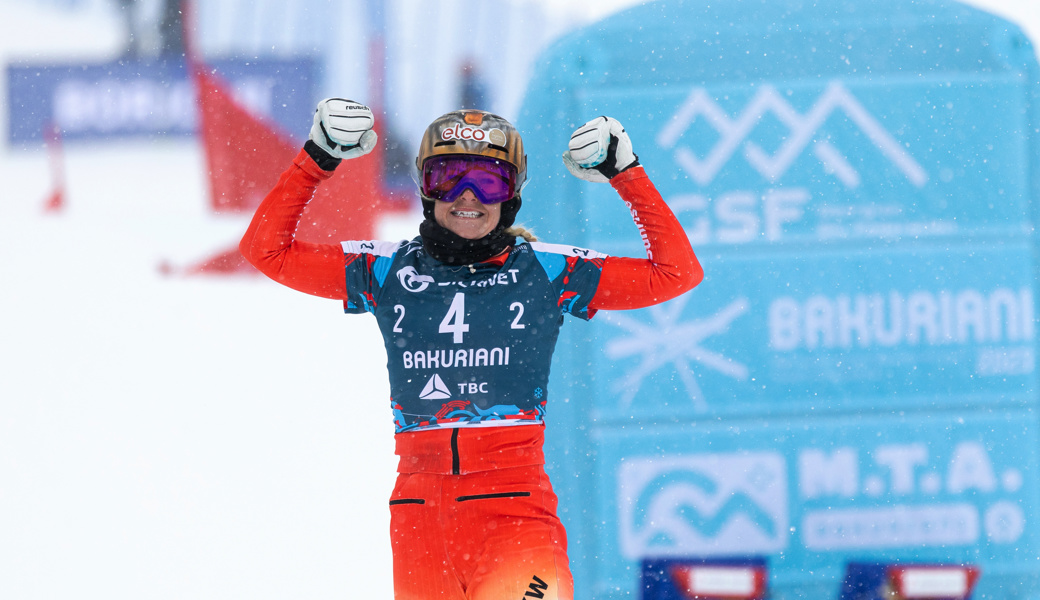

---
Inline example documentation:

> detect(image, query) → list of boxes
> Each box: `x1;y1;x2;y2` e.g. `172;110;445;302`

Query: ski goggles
420;155;518;204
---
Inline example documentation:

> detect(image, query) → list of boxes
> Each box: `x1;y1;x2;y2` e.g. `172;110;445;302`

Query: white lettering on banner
656;81;928;188
619;441;1027;559
769;288;1034;351
799;448;858;499
55;79;195;132
800;442;1013;500
875;444;929;495
802;504;978;550
791;441;1025;548
402;347;510;369
976;347;1035;376
54;77;275;135
947;442;998;494
670;189;810;245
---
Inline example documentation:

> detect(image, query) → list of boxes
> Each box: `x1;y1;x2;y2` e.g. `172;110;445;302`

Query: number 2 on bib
439;292;470;343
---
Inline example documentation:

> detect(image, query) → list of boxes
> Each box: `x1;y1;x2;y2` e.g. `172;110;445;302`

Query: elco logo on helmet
420;123;517;205
439;124;507;146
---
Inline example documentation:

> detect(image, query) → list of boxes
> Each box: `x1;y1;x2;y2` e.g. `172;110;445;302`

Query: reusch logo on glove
440;123;506;146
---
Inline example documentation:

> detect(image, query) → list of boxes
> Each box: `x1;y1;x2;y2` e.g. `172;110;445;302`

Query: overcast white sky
942;0;1040;42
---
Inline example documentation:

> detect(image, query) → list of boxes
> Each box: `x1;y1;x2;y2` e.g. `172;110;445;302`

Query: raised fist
309;98;377;160
562;116;639;183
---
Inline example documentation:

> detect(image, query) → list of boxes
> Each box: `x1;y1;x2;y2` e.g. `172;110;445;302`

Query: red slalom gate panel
192;62;385;241
187;61;390;275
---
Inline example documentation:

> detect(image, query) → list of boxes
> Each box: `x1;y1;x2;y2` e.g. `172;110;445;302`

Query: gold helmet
415;109;527;198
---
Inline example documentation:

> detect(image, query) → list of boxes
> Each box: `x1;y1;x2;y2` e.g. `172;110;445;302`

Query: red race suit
241;148;703;600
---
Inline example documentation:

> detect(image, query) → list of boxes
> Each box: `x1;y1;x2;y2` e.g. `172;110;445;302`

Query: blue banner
6;57;315;145
516;1;1040;599
588;243;1035;421
595;410;1039;598
576;77;1031;253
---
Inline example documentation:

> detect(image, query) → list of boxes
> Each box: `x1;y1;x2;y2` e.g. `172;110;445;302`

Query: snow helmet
415;109;527;203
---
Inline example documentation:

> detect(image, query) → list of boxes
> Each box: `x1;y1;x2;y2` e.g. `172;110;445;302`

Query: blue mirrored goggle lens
421;156;517;204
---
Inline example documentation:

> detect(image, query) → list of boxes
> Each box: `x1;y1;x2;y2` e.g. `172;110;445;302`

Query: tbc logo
420;374;451;400
397;266;435;293
618;453;788;559
656;81;928;189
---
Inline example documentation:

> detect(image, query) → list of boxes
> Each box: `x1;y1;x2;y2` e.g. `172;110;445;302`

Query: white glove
562;116;639;183
309;98;378;160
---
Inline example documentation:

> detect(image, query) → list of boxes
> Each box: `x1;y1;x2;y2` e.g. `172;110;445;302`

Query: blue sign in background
6;57;315;145
594;411;1040;599
517;0;1040;598
587;243;1035;421
571;77;1032;252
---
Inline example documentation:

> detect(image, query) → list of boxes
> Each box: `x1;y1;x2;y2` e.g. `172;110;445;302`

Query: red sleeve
588;166;703;311
239;149;349;300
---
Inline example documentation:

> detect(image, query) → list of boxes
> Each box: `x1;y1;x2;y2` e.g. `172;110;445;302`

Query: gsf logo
656;81;928;189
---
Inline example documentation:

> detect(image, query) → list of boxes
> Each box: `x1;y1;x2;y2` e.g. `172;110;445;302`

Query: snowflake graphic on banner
603;295;750;411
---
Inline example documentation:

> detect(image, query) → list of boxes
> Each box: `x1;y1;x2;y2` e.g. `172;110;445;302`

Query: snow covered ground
1;137;403;599
0;6;401;597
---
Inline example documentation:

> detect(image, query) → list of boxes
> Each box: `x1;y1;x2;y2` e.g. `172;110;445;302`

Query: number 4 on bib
439;293;470;344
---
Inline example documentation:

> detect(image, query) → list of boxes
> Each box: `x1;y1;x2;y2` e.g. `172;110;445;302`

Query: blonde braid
505;225;538;243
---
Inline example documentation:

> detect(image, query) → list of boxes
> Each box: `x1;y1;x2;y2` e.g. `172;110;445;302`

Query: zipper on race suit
451;428;460;475
456;491;531;502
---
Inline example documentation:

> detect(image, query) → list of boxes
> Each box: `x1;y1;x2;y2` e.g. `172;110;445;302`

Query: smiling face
433;189;502;239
